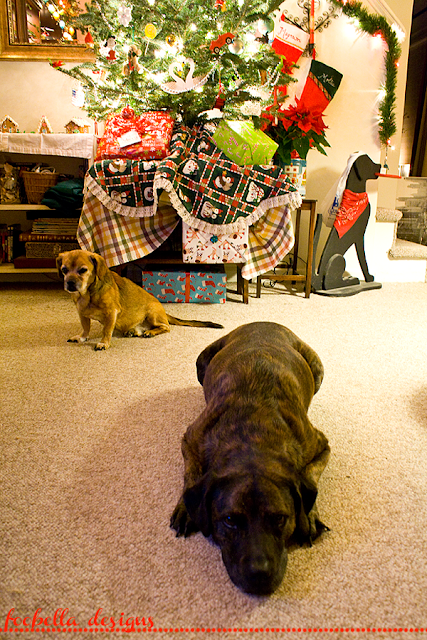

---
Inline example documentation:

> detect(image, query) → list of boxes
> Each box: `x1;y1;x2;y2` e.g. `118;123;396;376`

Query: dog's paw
94;342;109;351
67;335;87;344
123;328;143;338
170;501;199;537
308;512;330;545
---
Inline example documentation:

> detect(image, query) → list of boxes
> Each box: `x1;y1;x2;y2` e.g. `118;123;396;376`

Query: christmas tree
55;0;298;126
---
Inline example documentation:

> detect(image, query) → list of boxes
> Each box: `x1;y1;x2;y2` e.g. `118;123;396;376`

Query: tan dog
57;250;224;351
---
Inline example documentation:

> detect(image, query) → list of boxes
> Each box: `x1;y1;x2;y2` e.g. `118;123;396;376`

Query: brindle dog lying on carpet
171;322;330;595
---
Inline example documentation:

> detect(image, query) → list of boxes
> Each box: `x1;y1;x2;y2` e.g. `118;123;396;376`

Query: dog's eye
78;267;88;275
61;266;69;275
271;514;288;529
223;515;240;530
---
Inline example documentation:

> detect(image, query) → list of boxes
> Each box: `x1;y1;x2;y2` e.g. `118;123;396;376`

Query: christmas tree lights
55;0;297;126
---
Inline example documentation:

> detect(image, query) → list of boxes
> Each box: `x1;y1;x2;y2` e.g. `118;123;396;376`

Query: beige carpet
1;279;427;639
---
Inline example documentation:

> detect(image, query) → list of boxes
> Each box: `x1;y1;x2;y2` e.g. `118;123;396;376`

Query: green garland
329;0;402;146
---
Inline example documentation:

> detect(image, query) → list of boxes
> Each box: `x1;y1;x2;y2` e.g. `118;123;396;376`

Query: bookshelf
0;133;96;278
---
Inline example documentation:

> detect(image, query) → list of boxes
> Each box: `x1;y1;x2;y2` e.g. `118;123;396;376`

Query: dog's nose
66;281;77;292
248;555;271;576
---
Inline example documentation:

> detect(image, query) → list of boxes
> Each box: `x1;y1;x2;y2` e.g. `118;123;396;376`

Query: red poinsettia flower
278;97;327;134
49;60;64;68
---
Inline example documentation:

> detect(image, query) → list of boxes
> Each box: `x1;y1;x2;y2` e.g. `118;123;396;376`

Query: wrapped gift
127;265;227;303
95;106;175;161
213;120;278;166
182;221;248;263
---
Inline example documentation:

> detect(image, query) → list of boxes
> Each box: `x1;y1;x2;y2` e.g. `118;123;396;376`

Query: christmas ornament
84;31;94;48
257;17;274;33
103;35;117;62
145;24;157;39
165;34;176;47
209;32;235;54
214;0;226;11
123;44;141;75
49;60;64;68
117;2;133;27
71;86;86;107
228;36;243;54
161;58;210;94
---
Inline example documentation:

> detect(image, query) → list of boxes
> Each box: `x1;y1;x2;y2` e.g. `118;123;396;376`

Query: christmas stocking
272;18;310;67
298;60;343;113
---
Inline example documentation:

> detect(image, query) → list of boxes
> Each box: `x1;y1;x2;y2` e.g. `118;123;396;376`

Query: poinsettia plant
261;97;330;166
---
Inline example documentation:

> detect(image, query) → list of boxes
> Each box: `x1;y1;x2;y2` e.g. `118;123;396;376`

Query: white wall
0;0;418;281
0;61;91;134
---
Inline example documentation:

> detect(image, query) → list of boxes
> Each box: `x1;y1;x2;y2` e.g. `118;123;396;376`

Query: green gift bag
213;120;278;166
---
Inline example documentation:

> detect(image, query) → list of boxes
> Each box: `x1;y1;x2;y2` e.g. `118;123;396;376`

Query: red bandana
333;189;369;238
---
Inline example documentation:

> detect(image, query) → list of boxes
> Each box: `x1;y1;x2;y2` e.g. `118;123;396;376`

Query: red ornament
85;32;94;48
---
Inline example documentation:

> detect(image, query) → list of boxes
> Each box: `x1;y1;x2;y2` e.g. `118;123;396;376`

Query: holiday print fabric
182;221;249;264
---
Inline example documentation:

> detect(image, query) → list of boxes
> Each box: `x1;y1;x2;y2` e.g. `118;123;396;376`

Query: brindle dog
171;322;330;595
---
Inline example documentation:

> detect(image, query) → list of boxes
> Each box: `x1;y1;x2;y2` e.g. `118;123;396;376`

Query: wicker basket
22;171;59;204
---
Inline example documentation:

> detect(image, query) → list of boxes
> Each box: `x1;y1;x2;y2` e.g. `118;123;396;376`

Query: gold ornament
165;34;176;46
145;23;157;38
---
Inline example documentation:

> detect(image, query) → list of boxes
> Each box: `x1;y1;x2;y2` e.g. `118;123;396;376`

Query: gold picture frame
0;1;94;61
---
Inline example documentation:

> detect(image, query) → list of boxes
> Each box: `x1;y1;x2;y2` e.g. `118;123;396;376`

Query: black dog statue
311;154;382;296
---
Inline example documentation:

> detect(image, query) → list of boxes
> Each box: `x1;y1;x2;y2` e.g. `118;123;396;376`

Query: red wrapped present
95;106;175;161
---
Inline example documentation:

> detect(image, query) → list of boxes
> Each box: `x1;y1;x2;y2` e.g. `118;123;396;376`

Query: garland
330;0;402;146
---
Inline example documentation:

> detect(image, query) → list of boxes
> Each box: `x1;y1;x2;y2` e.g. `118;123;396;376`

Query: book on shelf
13;256;57;269
0;224;8;263
0;224;24;263
31;218;79;235
19;232;78;242
25;241;80;259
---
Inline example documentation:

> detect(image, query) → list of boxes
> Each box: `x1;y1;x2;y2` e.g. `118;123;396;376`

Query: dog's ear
353;158;362;182
89;252;109;280
183;472;215;537
56;253;65;279
290;477;318;543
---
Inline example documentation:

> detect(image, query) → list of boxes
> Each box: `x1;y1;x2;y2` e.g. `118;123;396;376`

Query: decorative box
213;120;278;166
127;265;227;303
182;221;248;264
95;106;175;161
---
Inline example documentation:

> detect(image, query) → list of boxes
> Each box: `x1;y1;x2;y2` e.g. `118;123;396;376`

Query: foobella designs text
2;608;154;633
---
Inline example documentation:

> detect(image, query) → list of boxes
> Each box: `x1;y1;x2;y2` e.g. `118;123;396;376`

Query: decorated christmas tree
55;0;303;126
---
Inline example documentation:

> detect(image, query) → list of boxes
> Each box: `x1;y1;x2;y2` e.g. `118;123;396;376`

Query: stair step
376;207;403;223
388;238;427;260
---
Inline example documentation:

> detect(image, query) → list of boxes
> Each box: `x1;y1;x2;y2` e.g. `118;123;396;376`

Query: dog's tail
166;315;223;329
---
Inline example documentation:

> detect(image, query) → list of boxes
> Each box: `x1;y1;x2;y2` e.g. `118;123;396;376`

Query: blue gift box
126;264;227;303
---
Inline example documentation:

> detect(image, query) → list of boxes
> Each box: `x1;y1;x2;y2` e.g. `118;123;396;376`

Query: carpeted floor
1;279;427;639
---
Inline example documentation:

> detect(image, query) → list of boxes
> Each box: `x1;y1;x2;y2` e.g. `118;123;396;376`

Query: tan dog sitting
57;250;224;351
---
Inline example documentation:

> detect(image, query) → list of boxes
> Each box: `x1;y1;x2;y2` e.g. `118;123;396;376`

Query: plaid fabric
78;193;294;279
241;205;295;280
77;191;178;267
